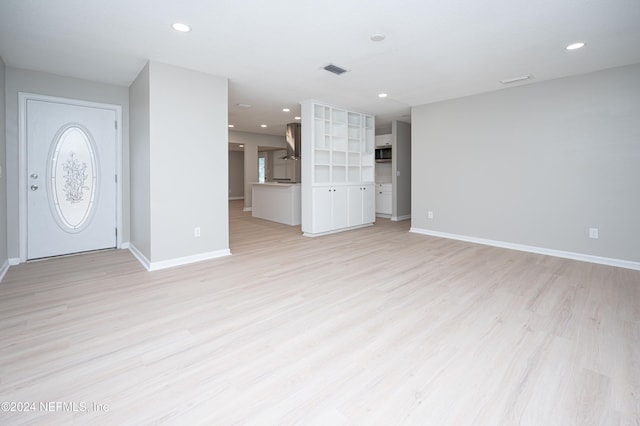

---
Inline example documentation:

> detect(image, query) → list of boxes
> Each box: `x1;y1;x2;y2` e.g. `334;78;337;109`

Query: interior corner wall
147;61;229;263
4;67;130;260
228;130;286;209
411;63;640;264
242;145;258;210
392;120;411;219
0;56;7;272
129;63;151;259
228;151;244;199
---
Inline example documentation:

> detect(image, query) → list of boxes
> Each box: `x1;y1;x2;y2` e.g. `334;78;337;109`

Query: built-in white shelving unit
302;100;375;236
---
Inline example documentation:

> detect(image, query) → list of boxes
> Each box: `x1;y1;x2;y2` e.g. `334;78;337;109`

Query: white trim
243;207;252;212
129;244;232;272
391;214;411;222
18;93;123;263
228;196;244;200
9;258;20;266
128;244;151;271
115;106;123;249
409;227;640;271
120;242;130;249
376;213;391;219
0;260;9;282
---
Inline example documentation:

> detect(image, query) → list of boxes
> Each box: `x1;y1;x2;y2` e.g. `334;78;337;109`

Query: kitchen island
251;183;301;226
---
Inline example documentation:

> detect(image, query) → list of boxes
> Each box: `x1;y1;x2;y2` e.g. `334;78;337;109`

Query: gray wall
393;120;411;219
146;61;228;263
412;63;640;263
129;63;151;258
228;130;286;209
228;150;244;199
0;57;7;270
4;67;130;260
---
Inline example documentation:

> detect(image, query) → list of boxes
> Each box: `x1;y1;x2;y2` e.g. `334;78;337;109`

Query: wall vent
323;64;348;75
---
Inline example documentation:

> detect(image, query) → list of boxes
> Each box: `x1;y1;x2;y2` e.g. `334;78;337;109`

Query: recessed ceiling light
260;124;267;128
566;42;585;50
228;124;234;128
237;103;252;108
378;93;388;98
171;23;191;32
294;116;301;120
282;108;290;112
370;33;386;42
239;144;244;148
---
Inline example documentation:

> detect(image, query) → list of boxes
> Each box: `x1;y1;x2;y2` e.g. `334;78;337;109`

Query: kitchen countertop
252;182;301;186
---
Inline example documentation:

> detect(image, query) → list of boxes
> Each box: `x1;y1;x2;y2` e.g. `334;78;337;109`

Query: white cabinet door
312;186;349;233
378;191;392;214
375;134;392;147
347;184;375;226
375;190;384;213
347;186;363;227
332;186;349;230
312;187;332;233
375;183;392;214
362;184;375;223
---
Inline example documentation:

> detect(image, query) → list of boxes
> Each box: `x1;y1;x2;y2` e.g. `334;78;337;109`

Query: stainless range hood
284;122;301;160
278;122;301;183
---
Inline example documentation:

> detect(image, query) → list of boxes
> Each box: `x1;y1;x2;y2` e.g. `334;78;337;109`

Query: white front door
26;99;117;260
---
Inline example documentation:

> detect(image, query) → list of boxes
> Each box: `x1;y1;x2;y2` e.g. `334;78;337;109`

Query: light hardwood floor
1;200;639;425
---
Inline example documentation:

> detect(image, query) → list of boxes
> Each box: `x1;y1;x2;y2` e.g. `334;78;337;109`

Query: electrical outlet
428;211;434;219
589;228;598;239
194;227;201;237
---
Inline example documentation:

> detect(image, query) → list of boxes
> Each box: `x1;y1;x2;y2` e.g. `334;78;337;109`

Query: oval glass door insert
49;125;98;232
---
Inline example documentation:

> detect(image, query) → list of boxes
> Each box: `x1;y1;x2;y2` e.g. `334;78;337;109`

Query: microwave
375;147;392;162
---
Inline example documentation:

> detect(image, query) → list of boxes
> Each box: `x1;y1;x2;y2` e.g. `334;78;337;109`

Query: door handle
30;173;39;179
30;185;39;191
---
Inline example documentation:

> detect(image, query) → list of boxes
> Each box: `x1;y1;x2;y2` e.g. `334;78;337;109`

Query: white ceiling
1;0;639;137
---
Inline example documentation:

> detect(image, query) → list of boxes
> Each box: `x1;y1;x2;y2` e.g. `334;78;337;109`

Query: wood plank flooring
1;200;639;425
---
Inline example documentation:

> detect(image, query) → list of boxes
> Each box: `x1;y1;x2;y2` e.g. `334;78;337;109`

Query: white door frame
18;92;124;263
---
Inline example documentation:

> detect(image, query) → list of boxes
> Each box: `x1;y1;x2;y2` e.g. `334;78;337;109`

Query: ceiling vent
323;64;348;75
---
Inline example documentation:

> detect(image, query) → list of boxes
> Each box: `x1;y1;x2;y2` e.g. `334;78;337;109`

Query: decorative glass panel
49;126;97;232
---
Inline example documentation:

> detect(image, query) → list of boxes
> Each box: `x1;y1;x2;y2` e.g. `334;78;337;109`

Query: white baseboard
120;241;130;249
409;227;640;271
0;260;9;282
129;244;231;272
9;258;20;266
376;213;391;219
228;196;244;200
243;207;252;212
128;244;151;271
391;214;411;222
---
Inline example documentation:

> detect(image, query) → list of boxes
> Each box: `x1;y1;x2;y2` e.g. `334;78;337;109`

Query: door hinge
115;174;118;183
115;120;118;130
